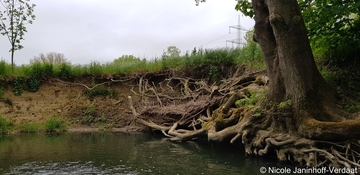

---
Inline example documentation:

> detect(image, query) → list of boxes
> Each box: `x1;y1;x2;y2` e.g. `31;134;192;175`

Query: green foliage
344;104;360;113
41;63;54;78
87;104;96;116
0;0;36;72
0;81;4;99
162;46;181;58
0;115;13;134
161;56;185;70
320;69;338;87
27;77;41;92
82;104;101;124
238;29;264;68
0;60;8;75
82;115;94;124
184;53;204;67
79;104;94;124
44;117;67;132
278;100;293;110
19;122;41;133
204;48;234;66
8;62;56;93
235;91;265;108
235;99;243;107
84;87;117;100
113;55;141;64
88;61;102;75
26;62;46;92
209;65;221;84
0;46;264;79
13;76;25;96
299;0;360;64
98;114;106;122
56;63;73;80
235;0;253;17
236;0;360;67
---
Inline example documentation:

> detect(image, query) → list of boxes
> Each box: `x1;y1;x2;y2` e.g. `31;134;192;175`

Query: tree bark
252;0;285;104
252;0;340;120
251;0;360;141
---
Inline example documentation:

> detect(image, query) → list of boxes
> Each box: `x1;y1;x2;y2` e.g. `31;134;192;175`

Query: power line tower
226;15;248;48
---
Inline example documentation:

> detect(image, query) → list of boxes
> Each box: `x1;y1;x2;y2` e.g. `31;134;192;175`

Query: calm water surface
0;133;281;175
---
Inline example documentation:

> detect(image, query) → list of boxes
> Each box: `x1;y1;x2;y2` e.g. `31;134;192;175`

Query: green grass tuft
0;115;13;135
44;117;67;132
19;122;41;133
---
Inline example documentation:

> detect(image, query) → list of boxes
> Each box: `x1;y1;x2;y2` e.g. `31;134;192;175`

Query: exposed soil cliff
0;65;241;133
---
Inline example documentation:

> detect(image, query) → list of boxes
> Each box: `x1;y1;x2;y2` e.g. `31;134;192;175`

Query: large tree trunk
253;0;360;140
254;0;330;111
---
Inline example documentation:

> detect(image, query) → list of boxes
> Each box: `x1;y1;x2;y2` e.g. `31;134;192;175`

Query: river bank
0;65;245;135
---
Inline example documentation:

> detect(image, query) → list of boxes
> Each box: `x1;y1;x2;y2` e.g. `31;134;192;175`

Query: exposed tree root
128;71;360;173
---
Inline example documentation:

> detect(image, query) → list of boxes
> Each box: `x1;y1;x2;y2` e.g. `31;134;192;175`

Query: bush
44;117;67;132
13;77;25;96
0;60;8;76
85;87;117;100
56;63;73;81
204;48;235;66
89;61;103;75
209;65;221;83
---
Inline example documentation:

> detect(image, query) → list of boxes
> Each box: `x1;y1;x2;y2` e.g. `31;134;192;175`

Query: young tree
162;46;181;58
0;0;36;72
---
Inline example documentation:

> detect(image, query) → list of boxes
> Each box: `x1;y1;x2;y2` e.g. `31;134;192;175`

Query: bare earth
0;78;148;133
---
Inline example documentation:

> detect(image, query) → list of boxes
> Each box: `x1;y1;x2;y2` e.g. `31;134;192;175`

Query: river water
0;133;281;175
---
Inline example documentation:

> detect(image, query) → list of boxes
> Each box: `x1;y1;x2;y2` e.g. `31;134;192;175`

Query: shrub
0;60;8;76
42;63;54;78
85;87;117;100
89;61;103;76
209;65;221;84
204;48;235;66
13;77;25;96
44;117;67;132
56;63;73;81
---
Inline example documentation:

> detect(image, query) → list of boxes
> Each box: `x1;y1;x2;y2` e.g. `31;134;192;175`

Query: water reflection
0;133;277;175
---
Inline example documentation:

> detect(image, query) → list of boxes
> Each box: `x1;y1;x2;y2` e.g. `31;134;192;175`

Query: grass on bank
0;115;67;134
0;115;13;135
0;47;265;78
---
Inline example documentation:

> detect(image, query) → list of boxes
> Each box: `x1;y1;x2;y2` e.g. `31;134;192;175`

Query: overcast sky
0;0;254;65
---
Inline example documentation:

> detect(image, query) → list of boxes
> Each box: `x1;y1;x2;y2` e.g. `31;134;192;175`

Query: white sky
0;0;254;65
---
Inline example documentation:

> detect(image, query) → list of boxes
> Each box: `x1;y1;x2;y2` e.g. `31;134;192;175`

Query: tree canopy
299;0;360;63
113;55;141;65
236;0;360;65
162;46;181;58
